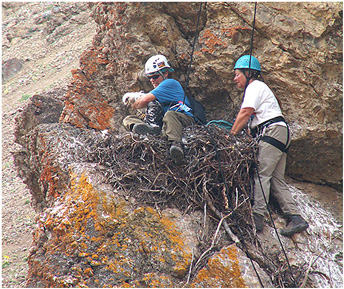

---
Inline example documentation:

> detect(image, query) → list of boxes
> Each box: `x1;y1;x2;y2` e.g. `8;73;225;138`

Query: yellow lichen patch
191;245;246;288
30;170;197;287
139;272;173;288
84;267;94;277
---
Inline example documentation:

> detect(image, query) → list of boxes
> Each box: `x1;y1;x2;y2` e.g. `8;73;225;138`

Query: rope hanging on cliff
181;2;299;286
214;3;265;287
182;2;266;287
181;2;207;125
243;3;297;286
244;2;258;92
184;2;203;96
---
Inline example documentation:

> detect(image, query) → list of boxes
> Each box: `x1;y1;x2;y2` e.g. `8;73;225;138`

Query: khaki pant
123;110;195;142
123;115;145;131
162;111;195;142
253;125;300;216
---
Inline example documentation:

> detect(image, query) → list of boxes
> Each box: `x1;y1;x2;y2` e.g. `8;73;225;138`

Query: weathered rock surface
2;58;23;82
12;2;343;288
27;165;198;287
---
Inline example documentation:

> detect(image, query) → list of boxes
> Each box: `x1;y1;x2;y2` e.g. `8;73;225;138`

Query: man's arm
132;93;156;109
230;107;255;135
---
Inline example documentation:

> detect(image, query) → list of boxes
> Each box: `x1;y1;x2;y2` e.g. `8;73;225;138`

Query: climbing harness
251;116;291;153
251;116;285;137
260;130;290;153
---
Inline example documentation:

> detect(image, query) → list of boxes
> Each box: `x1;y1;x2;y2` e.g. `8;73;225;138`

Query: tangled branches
69;125;257;240
56;124;257;238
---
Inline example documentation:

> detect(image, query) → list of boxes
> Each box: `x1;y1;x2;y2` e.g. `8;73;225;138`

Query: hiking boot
132;123;161;136
169;141;184;164
145;100;163;129
253;213;264;232
280;214;309;237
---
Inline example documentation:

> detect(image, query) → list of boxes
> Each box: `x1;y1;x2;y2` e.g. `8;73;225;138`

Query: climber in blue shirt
150;78;194;117
123;54;196;164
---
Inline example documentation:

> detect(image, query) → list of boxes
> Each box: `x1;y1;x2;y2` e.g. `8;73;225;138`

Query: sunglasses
148;74;160;80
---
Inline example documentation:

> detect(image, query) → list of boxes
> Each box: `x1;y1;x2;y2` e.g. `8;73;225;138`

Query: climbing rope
182;2;265;287
243;2;297;286
183;1;300;286
184;2;203;95
205;123;265;287
254;155;297;286
244;2;258;91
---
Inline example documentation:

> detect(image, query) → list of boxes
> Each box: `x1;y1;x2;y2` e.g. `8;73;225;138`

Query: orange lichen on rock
190;245;246;288
199;28;228;54
59;47;115;130
39;160;60;198
221;26;251;37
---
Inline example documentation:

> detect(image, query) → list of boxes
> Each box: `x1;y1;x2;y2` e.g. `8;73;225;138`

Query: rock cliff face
13;2;343;288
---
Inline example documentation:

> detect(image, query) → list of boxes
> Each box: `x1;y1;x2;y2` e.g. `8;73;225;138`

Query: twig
203;179;240;243
185;248;195;285
300;256;313;287
201;202;207;241
192;210;230;271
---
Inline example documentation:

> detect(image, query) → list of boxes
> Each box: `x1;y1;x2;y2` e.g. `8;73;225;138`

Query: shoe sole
133;124;159;136
170;146;184;164
280;223;309;237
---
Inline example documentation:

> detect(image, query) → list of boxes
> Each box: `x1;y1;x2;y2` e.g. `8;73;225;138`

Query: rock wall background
6;2;343;288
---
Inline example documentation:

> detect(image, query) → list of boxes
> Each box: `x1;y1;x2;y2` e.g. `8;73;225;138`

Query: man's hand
132;93;157;109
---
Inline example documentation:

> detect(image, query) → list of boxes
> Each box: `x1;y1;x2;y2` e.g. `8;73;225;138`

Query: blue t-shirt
150;79;194;118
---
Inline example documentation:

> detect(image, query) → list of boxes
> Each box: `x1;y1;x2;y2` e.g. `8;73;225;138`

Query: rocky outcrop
15;113;342;287
26;163;273;288
13;2;343;288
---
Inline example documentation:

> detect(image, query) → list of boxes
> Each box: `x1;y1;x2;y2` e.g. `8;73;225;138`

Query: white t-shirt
241;80;284;129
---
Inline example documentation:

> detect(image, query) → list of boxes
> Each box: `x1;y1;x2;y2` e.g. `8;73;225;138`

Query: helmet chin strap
244;71;253;90
158;70;166;80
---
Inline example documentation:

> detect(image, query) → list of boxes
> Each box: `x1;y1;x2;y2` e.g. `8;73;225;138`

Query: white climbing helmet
145;54;174;75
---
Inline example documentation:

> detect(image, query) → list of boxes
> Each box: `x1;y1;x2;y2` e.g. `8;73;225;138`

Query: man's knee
163;110;178;122
123;115;143;131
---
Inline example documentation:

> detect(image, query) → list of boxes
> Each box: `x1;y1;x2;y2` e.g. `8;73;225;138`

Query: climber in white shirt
230;55;309;237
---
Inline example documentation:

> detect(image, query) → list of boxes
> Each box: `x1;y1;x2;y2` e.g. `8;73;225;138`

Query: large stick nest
67;124;258;241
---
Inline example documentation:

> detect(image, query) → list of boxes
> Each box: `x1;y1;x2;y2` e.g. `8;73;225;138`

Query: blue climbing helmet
234;55;261;71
